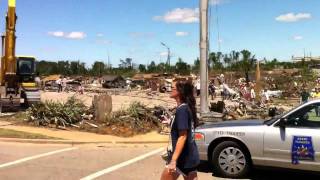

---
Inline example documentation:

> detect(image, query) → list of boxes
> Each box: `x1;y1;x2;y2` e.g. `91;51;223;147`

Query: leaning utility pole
199;0;209;114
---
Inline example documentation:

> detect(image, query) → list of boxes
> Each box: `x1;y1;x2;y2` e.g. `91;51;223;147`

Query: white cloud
48;31;86;39
293;35;303;40
153;8;199;24
275;13;311;22
176;31;189;36
97;33;104;37
65;32;86;39
210;0;228;5
48;31;64;37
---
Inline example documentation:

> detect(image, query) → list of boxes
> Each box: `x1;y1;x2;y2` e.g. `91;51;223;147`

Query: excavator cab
16;56;36;84
16;56;40;107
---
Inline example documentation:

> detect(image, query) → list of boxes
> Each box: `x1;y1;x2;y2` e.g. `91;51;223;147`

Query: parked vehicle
195;100;320;178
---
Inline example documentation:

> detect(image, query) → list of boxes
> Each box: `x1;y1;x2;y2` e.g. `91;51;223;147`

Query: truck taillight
194;132;205;141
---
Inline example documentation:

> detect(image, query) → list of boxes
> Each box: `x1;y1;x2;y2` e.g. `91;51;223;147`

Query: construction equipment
0;0;40;111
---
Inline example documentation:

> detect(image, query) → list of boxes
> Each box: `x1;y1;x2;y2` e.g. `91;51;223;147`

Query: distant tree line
36;57;193;77
36;49;313;78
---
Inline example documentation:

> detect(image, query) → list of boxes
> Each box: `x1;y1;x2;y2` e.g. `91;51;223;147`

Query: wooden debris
70;124;80;128
84;121;98;128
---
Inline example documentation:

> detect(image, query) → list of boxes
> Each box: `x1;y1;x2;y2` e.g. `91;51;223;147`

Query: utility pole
255;60;261;101
1;33;5;57
200;0;209;114
161;42;171;72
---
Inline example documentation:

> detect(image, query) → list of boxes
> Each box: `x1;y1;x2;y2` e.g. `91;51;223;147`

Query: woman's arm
167;130;187;172
171;130;187;162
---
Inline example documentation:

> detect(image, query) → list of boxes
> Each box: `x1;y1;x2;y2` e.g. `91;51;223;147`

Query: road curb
0;138;168;145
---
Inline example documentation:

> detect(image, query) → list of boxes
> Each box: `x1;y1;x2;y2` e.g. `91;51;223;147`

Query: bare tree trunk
245;71;250;85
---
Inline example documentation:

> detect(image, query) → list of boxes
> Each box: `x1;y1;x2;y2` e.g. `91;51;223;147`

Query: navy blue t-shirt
171;104;200;168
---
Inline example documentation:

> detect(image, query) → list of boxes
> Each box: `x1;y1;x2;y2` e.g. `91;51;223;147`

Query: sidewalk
0;120;168;144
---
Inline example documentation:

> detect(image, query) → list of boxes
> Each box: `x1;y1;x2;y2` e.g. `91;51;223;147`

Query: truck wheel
211;141;251;178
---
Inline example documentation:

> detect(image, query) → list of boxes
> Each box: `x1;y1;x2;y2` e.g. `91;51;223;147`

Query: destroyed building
101;75;125;88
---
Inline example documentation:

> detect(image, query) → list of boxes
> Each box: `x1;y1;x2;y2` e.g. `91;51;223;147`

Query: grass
12;112;28;121
0;128;61;139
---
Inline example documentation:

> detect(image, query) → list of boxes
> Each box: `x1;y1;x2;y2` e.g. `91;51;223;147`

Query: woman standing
161;81;200;180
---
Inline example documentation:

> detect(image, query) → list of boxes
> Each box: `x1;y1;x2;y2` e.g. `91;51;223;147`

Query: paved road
0;142;319;180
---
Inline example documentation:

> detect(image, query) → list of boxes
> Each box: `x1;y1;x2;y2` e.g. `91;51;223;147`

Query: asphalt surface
0;142;319;180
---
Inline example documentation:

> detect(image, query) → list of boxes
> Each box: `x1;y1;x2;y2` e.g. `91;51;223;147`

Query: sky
0;0;320;67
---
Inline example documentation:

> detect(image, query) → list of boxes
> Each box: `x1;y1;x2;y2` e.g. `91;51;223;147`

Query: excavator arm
0;0;40;111
1;0;17;85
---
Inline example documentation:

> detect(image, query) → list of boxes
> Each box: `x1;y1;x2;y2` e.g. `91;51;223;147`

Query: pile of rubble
97;102;161;137
210;98;295;120
83;87;127;95
26;97;162;137
206;73;303;120
26;96;94;129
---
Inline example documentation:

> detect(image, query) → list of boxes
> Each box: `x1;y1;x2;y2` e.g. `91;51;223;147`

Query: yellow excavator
0;0;40;111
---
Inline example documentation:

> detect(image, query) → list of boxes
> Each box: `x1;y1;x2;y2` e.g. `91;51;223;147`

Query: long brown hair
176;81;199;128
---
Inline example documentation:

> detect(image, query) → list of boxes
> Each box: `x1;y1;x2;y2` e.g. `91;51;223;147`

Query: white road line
81;147;164;180
0;147;78;169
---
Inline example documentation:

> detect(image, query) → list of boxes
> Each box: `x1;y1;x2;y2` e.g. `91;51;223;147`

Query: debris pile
98;102;161;137
26;98;162;137
83;87;124;94
26;96;93;129
210;98;294;120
